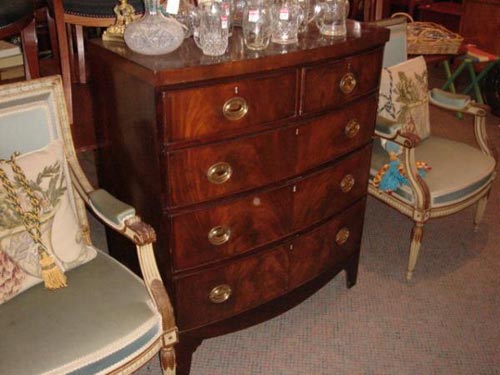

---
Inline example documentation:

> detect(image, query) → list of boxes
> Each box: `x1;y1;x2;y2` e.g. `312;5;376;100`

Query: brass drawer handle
208;225;231;245
335;227;350;246
340;174;355;193
209;284;232;303
339;72;357;94
344;119;360;138
207;162;232;184
222;97;249;121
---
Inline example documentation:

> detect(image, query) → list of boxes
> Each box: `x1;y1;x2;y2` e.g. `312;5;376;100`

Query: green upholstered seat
0;252;162;375
370;136;496;207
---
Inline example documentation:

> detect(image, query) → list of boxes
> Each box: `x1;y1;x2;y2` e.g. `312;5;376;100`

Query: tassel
39;248;67;290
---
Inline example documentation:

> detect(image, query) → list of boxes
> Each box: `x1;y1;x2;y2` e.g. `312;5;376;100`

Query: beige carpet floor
88;65;500;375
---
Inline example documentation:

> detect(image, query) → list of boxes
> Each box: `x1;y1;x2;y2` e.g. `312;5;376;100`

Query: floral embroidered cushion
377;56;431;140
0;140;96;304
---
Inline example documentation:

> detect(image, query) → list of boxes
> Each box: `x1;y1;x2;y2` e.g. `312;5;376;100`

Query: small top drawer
301;48;383;114
162;70;297;143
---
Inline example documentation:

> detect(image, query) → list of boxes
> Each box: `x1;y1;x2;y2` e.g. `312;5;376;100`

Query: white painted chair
367;17;497;280
0;76;177;374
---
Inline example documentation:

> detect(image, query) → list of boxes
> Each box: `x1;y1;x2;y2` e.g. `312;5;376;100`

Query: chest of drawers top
89;21;388;87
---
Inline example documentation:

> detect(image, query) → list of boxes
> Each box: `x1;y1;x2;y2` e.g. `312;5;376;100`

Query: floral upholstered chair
368;19;497;281
0;76;177;374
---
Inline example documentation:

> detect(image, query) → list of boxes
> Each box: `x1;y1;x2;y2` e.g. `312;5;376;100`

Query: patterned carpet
91;68;500;375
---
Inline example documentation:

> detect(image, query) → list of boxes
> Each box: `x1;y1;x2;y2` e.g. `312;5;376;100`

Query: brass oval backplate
344;119;361;138
207;162;232;184
335;227;350;246
222;97;249;121
208;225;231;245
340;174;355;193
339;72;357;94
209;284;232;303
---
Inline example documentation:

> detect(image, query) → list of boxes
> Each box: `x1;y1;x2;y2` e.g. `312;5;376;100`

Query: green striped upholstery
0;252;162;375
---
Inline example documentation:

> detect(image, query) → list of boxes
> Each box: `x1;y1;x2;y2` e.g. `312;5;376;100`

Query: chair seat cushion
47;0;144;18
370;136;496;207
0;0;33;28
0;251;162;375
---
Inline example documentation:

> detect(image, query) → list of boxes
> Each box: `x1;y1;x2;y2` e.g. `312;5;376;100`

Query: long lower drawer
174;198;366;330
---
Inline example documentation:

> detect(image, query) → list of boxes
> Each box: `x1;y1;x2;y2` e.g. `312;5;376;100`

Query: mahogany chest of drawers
89;21;388;374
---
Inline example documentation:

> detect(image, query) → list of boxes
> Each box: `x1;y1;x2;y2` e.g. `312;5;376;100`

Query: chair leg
159;346;176;375
407;222;424;281
74;25;87;84
474;195;488;231
20;18;40;79
46;8;60;60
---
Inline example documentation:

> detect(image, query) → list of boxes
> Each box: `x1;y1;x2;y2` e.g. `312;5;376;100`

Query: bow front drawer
175;247;289;330
170;146;371;270
166;97;374;208
162;70;297;143
301;48;383;114
289;198;367;289
166;126;297;207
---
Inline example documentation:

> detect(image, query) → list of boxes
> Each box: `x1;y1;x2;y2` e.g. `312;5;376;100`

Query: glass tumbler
297;0;311;33
271;0;304;45
314;0;350;37
193;1;230;56
242;0;272;50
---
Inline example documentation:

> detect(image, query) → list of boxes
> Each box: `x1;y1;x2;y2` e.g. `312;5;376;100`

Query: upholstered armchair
0;76;177;374
368;19;497;281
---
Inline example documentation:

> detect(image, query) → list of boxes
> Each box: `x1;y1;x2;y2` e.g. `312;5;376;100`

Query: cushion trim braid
65;322;161;375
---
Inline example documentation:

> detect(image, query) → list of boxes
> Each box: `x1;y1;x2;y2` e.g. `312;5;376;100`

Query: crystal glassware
161;0;198;38
242;0;272;50
271;0;304;45
193;0;230;56
124;0;185;55
314;0;350;38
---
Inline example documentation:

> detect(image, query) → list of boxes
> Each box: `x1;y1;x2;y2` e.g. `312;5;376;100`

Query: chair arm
429;88;471;112
88;189;136;229
87;189;158;246
374;116;403;137
429;89;497;161
374;116;421;148
373;118;431;218
90;191;179;367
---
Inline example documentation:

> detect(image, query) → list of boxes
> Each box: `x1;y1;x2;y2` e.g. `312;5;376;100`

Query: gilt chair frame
0;76;178;374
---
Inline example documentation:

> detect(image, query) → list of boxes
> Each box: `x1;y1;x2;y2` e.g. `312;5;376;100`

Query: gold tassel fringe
39;249;67;290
